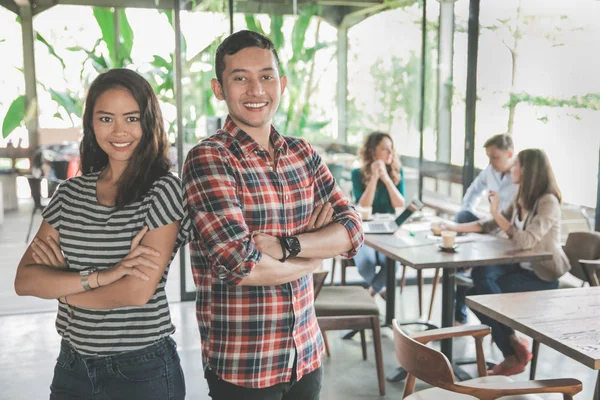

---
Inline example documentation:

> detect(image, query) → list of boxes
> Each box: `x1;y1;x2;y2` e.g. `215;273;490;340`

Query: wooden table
467;287;600;399
364;233;552;362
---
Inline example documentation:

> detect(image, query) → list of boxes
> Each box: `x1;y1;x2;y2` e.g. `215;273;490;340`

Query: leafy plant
2;95;26;140
244;5;335;139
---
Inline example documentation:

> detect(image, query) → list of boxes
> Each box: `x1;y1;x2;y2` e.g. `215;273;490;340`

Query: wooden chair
392;319;583;400
529;231;600;380
563;231;600;287
313;271;385;396
329;256;354;286
330;257;441;321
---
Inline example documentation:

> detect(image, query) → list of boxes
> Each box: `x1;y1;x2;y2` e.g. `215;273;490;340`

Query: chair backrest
392;319;456;390
27;177;43;209
563;231;600;283
312;270;329;299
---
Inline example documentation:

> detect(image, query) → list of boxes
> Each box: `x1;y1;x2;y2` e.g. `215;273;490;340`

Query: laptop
362;197;424;234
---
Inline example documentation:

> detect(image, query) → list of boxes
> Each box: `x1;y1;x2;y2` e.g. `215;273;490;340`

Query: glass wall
0;8;25;154
474;0;600;208
347;3;427;156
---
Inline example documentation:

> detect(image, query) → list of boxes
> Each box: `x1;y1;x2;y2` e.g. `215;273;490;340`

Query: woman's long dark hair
359;131;401;186
516;148;562;210
80;68;170;209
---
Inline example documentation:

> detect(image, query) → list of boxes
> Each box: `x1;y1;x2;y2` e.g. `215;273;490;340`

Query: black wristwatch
277;236;288;263
282;236;301;259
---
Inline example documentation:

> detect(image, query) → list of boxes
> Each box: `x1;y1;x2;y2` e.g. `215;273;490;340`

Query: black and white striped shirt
42;171;190;356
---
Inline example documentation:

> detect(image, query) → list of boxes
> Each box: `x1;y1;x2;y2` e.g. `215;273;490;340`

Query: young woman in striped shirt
15;69;190;400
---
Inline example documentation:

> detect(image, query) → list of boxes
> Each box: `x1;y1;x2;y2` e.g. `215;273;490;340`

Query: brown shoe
487;356;526;376
512;337;533;365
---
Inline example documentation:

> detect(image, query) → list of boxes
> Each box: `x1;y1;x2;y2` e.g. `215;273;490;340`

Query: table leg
595;370;599;400
385;257;397;326
440;268;456;361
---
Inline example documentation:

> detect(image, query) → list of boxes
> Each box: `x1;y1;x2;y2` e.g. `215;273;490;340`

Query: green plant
244;5;335;139
1;8;134;140
145;10;226;142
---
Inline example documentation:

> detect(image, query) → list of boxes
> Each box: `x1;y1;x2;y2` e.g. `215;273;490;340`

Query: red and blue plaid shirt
182;117;363;388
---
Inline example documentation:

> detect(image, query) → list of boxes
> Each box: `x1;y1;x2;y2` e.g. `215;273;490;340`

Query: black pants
205;366;323;400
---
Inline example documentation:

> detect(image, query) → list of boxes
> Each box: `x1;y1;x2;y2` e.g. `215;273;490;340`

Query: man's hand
306;203;334;232
253;203;335;260
253;233;284;260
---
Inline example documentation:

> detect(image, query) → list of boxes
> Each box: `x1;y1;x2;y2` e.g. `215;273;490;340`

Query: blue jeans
455;209;479;224
205;366;323;400
353;246;397;294
468;264;558;357
454;209;480;323
50;336;185;400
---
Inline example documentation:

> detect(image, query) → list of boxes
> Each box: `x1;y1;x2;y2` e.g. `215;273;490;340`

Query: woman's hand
488;190;501;216
370;161;381;180
374;160;391;183
31;235;67;269
96;226;161;287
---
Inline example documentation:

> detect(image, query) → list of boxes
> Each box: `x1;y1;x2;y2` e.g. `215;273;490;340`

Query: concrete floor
1;200;598;399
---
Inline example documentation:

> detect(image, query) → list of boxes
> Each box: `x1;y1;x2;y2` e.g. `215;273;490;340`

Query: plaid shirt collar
222;116;289;156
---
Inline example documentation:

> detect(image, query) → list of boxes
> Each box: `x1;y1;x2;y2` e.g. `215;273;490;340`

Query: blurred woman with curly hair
351;132;405;298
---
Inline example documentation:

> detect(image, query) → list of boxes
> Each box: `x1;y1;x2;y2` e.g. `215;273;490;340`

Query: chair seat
405;376;565;400
315;286;379;317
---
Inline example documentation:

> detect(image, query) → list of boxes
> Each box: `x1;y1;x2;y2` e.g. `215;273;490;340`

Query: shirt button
285;195;289;200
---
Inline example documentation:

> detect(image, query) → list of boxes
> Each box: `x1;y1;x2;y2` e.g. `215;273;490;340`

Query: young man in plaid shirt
182;30;364;400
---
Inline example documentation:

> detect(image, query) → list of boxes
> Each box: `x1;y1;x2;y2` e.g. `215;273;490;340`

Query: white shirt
462;164;518;213
514;212;532;271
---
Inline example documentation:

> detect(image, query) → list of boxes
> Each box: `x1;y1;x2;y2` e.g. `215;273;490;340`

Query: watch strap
277;236;288;263
80;269;96;291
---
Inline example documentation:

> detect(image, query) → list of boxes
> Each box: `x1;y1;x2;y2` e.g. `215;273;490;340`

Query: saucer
438;244;458;253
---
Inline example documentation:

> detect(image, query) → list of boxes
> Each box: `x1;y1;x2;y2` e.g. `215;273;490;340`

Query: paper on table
426;233;491;244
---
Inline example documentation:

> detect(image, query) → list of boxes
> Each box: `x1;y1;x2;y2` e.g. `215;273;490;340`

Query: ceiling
0;0;403;26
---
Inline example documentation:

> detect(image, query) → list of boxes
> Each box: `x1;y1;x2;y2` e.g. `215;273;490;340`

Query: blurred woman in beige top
444;148;569;376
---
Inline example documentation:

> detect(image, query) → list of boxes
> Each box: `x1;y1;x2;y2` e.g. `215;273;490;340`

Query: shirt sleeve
506;195;560;250
351;168;364;203
182;143;261;286
41;180;63;231
144;174;192;249
311;147;363;258
462;167;488;211
398;167;405;197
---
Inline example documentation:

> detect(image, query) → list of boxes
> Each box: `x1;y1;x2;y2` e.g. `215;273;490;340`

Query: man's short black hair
215;30;281;84
483;134;514;150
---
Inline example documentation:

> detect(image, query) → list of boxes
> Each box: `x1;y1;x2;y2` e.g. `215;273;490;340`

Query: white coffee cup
431;222;443;236
356;206;372;221
441;230;457;248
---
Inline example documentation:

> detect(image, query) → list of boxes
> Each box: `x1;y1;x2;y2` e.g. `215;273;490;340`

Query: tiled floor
1;200;597;399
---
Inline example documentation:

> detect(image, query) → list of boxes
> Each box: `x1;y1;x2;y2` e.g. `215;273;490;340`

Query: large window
0;8;25;152
473;0;600;207
347;3;429;157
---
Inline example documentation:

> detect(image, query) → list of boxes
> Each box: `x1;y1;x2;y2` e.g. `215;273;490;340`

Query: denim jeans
50;336;185;400
468;263;558;357
454;209;480;323
205;366;323;400
353;246;397;294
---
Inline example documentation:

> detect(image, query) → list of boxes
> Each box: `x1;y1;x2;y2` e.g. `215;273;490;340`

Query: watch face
285;236;301;252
